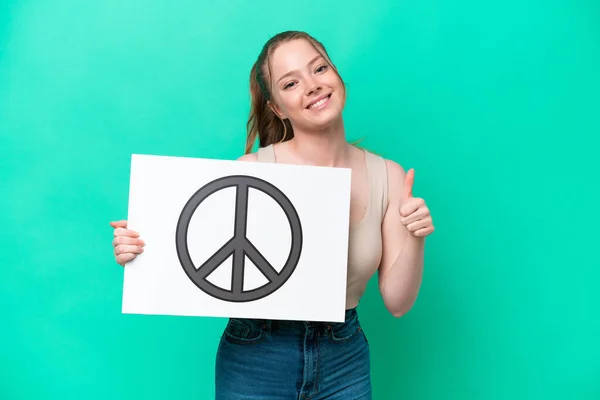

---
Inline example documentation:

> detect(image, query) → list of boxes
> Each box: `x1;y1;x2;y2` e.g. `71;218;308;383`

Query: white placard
122;153;352;322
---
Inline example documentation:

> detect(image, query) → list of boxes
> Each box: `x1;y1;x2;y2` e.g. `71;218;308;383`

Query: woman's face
267;39;345;132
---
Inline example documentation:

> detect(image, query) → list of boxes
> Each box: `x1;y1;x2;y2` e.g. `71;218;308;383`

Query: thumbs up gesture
399;168;435;237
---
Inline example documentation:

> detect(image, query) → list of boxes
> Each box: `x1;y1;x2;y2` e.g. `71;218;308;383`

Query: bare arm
378;160;434;317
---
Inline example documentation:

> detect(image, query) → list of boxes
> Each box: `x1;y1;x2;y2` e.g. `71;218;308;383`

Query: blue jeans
215;308;371;399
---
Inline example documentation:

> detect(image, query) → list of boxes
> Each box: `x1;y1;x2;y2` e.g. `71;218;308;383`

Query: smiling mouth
306;94;332;110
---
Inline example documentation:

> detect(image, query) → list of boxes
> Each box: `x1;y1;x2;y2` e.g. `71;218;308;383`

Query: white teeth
309;95;329;109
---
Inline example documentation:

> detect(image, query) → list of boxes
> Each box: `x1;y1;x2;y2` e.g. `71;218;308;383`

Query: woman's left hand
399;168;435;237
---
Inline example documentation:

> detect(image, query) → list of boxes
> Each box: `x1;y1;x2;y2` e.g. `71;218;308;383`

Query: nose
305;78;322;97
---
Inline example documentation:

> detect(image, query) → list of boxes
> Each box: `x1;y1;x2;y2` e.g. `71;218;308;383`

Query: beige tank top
256;144;388;309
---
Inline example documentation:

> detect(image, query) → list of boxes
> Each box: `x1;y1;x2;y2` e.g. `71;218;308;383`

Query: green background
1;0;598;398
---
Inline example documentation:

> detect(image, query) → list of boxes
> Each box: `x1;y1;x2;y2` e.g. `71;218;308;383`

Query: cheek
333;78;345;93
280;92;305;114
323;70;342;86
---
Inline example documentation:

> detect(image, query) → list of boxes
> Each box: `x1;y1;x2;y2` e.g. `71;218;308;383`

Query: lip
306;93;332;110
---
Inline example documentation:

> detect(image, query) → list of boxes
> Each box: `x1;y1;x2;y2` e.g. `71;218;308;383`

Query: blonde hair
245;31;346;154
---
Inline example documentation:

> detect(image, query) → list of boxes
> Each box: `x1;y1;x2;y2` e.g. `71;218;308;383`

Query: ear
267;100;286;120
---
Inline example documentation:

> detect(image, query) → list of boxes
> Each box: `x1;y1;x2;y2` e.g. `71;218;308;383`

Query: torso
255;142;388;309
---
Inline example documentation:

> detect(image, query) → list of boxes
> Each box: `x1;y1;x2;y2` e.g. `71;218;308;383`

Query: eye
283;81;296;90
315;64;329;73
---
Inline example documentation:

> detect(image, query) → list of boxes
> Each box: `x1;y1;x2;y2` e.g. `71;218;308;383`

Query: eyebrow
276;55;324;84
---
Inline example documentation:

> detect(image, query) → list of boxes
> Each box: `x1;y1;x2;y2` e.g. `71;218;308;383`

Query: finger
401;206;430;225
404;168;414;199
413;226;435;237
113;227;140;238
406;217;432;232
114;244;144;256
400;197;424;217
110;220;128;229
113;236;145;247
116;253;137;266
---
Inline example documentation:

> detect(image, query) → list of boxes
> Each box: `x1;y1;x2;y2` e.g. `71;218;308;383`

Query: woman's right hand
110;220;145;266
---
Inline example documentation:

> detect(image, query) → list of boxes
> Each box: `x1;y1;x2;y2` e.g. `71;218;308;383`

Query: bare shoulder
237;153;258;162
384;158;406;181
383;158;408;203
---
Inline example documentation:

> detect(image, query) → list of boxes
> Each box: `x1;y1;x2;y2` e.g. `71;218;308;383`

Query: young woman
110;31;434;399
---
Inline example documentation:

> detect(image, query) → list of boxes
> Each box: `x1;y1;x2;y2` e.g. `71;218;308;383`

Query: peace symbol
175;175;303;302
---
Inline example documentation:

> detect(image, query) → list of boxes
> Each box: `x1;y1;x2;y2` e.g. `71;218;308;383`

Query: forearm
381;235;425;317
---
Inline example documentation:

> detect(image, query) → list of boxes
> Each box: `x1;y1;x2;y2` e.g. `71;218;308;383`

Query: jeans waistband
256;308;358;332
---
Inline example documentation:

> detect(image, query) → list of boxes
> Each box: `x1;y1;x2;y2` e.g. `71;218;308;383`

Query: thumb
404;168;414;200
110;220;128;229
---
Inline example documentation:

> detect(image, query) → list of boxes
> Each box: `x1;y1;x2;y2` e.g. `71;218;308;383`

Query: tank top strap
364;149;389;222
256;144;276;163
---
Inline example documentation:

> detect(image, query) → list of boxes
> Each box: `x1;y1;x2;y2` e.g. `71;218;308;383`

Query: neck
288;117;349;167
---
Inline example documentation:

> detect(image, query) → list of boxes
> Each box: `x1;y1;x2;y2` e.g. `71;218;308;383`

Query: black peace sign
175;175;303;302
